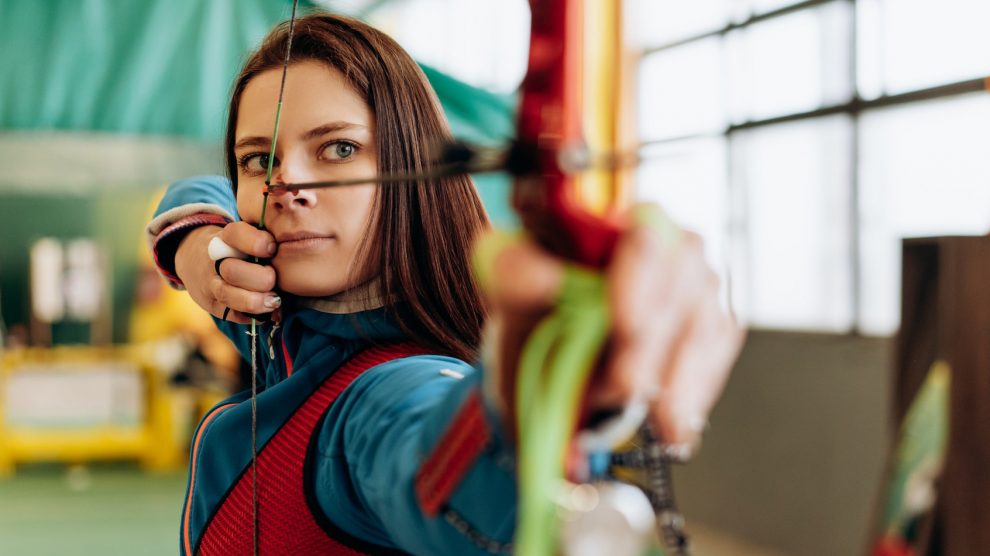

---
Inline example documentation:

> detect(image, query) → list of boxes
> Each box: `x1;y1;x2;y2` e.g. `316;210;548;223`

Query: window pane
855;0;884;100
368;0;530;93
639;38;725;141
859;0;990;96
727;3;852;123
735;116;854;331
629;0;730;47
858;93;990;335
636;138;729;281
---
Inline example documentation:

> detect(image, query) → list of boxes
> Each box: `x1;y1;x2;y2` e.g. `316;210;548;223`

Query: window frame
636;0;989;335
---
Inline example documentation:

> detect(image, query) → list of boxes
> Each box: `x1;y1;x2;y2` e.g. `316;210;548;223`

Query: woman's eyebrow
234;136;271;150
234;122;369;151
302;121;369;140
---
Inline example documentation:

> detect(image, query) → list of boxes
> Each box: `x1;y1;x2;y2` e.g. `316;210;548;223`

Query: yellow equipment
0;344;195;476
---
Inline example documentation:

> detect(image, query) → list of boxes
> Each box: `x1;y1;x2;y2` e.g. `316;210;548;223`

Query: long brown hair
225;13;490;361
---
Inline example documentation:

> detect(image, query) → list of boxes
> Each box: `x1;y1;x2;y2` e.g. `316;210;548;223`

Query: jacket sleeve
145;175;238;288
313;355;516;555
144;175;258;363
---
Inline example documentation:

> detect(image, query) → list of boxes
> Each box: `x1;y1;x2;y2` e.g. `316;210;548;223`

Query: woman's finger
594;229;708;409
651;279;744;451
209;275;281;316
219;221;277;259
216;257;278;293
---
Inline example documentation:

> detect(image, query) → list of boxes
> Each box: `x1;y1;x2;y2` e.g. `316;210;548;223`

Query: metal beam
643;0;842;55
639;76;990;149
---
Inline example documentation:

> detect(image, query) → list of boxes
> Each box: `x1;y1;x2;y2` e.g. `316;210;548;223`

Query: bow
510;2;690;555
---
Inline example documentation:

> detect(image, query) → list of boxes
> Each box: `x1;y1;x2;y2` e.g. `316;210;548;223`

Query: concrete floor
0;464;185;556
690;523;787;556
0;464;783;556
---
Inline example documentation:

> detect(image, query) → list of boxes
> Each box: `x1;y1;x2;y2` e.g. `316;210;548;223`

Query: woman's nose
269;160;318;210
268;186;317;210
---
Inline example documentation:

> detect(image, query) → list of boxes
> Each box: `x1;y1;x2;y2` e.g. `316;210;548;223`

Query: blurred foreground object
877;235;990;554
870;361;948;555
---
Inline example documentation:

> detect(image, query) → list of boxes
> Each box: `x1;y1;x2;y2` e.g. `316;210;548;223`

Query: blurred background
1;0;988;554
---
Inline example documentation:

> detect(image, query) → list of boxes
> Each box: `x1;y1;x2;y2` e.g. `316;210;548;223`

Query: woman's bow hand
476;204;745;454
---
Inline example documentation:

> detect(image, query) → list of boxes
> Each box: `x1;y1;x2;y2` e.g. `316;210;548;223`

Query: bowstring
252;1;298;554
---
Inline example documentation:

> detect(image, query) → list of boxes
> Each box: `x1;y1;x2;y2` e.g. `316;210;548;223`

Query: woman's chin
277;278;348;298
274;265;348;297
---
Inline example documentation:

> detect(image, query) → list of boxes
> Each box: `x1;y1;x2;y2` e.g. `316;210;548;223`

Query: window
858;93;990;334
365;0;530;93
735;116;853;331
857;0;990;98
639;38;725;141
726;2;852;122
637;138;729;276
633;0;990;334
629;0;730;47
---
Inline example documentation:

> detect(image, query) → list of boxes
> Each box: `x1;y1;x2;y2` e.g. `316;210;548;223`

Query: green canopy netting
0;0;517;223
0;0;517;342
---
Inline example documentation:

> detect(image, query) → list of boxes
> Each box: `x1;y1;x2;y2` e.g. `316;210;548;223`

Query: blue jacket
151;176;516;555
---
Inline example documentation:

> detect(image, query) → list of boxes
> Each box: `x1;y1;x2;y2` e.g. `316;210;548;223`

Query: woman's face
234;60;378;297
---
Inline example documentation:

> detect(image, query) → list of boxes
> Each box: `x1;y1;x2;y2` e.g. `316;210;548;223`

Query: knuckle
210;279;227;304
208;299;224;318
262;267;277;290
218;222;238;241
224;222;251;248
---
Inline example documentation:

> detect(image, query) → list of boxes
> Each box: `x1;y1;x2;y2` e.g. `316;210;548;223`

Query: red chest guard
196;343;429;555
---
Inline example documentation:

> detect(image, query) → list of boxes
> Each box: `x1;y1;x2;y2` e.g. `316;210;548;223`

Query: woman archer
147;12;742;555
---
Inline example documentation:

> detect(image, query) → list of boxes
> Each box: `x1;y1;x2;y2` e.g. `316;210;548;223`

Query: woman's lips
276;232;335;253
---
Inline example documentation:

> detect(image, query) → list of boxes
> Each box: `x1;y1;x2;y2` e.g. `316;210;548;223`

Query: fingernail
264;295;281;309
266;243;277;256
684;414;709;434
659;442;694;463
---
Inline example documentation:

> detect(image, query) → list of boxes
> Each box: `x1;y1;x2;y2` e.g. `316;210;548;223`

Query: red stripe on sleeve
414;391;492;516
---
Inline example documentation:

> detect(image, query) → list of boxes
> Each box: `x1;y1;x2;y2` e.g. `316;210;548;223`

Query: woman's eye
240;153;275;174
324;141;356;160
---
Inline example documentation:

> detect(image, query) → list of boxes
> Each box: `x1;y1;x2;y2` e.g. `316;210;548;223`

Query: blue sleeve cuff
145;176;239;287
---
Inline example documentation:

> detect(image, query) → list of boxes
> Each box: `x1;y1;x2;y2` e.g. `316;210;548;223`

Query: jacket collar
292;278;387;314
